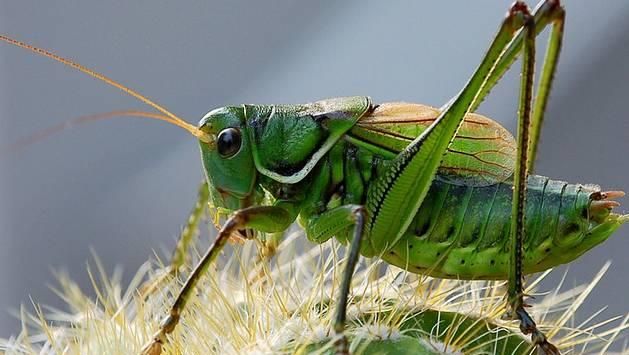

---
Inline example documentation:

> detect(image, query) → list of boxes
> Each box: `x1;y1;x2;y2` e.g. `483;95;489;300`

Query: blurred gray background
1;0;628;349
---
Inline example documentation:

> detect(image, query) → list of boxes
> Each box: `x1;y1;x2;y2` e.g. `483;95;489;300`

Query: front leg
141;204;296;355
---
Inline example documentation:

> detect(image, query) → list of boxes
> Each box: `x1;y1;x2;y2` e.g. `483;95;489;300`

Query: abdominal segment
380;175;599;280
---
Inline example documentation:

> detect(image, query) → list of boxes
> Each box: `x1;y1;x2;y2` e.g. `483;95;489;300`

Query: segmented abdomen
381;175;597;279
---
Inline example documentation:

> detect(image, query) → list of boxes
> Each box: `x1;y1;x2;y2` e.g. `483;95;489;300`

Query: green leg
332;207;367;355
141;204;296;355
365;1;563;353
507;2;564;355
508;0;536;324
469;0;565;133
528;0;564;172
304;204;367;355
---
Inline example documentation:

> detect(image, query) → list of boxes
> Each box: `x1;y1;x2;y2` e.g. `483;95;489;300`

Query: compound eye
217;127;242;158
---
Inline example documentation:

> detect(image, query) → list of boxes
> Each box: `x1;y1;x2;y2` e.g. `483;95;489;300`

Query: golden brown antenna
0;34;211;143
3;110;180;154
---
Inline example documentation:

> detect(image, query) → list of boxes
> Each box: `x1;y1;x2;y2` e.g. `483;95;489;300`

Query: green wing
349;102;516;187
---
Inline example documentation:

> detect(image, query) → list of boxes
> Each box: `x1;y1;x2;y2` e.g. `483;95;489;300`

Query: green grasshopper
2;1;627;354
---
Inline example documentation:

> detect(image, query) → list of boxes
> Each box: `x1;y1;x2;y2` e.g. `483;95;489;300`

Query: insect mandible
2;1;627;354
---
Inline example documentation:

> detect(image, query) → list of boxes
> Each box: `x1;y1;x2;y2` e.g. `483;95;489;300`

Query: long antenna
0;34;211;143
3;110;178;154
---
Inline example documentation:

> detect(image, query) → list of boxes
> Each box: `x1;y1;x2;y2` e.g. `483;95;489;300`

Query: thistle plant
1;232;627;354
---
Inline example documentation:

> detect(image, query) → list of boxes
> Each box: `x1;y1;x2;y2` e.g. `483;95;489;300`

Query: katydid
1;1;627;354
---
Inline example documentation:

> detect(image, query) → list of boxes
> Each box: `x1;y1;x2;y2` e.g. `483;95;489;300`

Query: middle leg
304;204;368;354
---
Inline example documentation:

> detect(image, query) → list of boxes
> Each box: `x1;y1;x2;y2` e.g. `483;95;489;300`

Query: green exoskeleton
2;1;627;354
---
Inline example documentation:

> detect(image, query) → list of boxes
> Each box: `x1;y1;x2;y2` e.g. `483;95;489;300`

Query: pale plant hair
1;232;627;354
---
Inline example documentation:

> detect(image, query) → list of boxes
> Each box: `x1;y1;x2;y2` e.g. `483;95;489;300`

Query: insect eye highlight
216;127;242;158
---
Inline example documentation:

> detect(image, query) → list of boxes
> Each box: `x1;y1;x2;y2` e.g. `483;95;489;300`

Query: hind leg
504;1;565;354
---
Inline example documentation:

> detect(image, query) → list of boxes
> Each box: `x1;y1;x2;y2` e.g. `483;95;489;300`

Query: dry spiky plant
1;231;627;355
